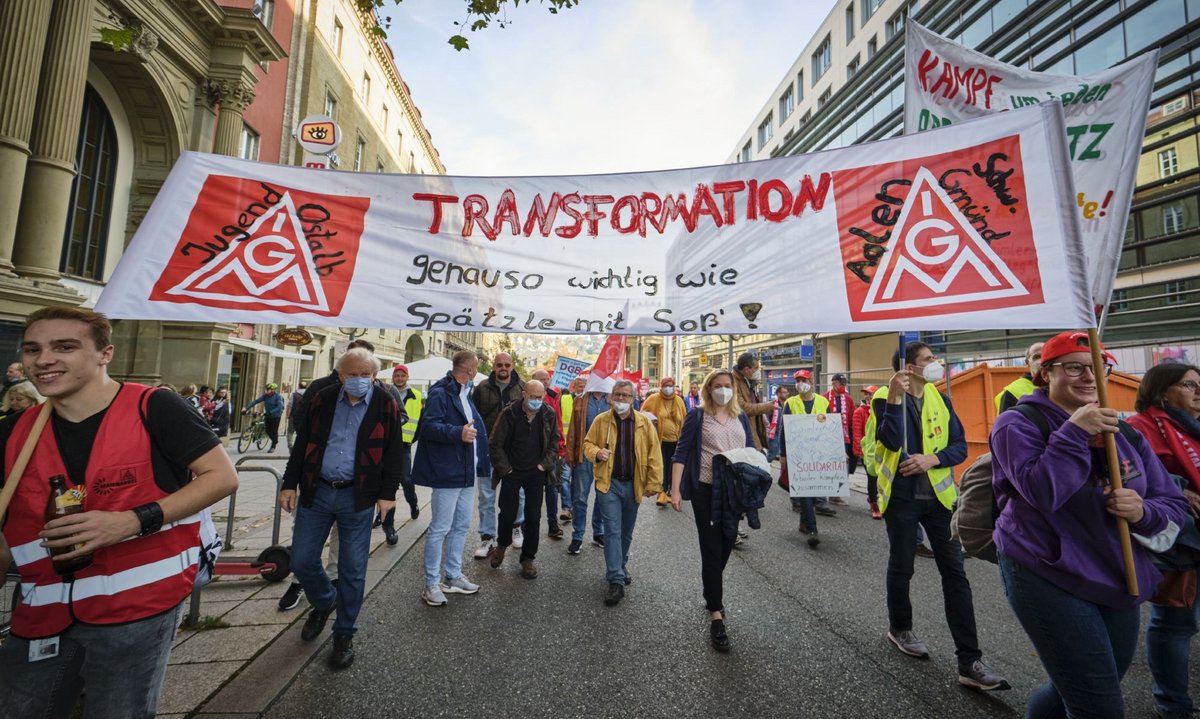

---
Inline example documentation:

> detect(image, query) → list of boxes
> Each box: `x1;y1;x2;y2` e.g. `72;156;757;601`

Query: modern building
0;0;458;412
684;0;1200;395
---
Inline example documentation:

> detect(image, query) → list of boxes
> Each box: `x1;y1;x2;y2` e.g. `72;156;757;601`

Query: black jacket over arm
283;383;403;511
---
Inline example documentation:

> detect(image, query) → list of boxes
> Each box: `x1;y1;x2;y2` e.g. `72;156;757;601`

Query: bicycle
237;413;270;453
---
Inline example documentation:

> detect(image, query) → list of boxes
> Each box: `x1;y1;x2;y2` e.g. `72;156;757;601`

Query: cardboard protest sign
904;22;1157;310
98;103;1091;333
783;414;849;498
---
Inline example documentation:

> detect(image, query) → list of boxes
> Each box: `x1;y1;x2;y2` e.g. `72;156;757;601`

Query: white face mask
613;401;632;415
921;361;945;383
797;382;812;394
712;387;734;405
662;386;675;396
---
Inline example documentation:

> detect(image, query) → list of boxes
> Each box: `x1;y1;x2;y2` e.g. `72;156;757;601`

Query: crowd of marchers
0;310;1197;719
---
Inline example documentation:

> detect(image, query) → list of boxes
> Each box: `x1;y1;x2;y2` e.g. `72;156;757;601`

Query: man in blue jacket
412;350;492;607
243;382;284;452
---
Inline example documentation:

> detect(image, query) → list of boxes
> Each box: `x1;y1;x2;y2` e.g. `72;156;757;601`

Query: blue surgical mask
344;376;372;398
527;398;544;412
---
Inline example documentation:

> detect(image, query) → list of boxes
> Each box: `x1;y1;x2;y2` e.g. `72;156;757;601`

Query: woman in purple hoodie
990;331;1188;718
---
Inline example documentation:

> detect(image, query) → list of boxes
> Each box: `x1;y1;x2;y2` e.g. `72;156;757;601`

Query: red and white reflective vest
2;383;200;639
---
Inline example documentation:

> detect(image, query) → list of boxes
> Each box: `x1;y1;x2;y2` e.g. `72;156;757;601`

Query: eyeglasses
1175;380;1200;392
611;393;633;400
1048;361;1113;378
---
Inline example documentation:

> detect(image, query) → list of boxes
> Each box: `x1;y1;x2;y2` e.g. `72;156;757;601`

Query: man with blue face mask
280;347;404;670
487;380;560;578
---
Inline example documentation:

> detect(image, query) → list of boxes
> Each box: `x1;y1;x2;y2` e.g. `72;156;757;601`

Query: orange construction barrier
937;363;1141;476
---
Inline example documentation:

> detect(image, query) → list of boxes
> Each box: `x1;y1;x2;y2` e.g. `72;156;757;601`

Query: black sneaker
372;514;383;529
958;660;1011;691
593;535;605;547
604;582;625;606
278;581;303;611
385;527;399;546
807;530;820;549
814;505;837;517
409;502;420;520
623;570;632;586
710;618;731;653
301;603;334;641
567;539;582;555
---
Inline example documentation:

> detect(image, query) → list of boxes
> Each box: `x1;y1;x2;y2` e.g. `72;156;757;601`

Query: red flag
583;335;626;393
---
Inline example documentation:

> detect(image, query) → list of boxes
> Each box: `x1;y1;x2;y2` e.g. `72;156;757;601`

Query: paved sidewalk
156;446;432;718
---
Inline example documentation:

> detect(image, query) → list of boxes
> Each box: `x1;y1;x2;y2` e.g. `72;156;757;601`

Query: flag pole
1088;326;1138;596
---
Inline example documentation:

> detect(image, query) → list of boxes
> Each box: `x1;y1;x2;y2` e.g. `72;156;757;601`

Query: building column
208;78;255;157
11;0;94;281
0;1;53;275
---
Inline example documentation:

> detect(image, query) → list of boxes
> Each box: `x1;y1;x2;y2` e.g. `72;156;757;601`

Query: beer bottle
45;474;92;575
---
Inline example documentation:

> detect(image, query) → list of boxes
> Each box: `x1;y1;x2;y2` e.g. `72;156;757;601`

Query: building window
862;0;884;24
332;18;344;55
867;36;878;58
846;5;855;42
324;89;337;119
739;140;752;163
778;85;794;121
812;35;831;81
1166;280;1188;305
1163;96;1188;115
353;135;365;171
61;85;116;280
376;157;385;173
847;54;861;78
1111;288;1129;311
886;8;907;40
757;112;774;151
818;87;832;108
361;73;371;102
409;151;416;172
1163;203;1184;234
1160;147;1179;178
381;105;389;132
795;71;804;100
239;123;260;160
256;0;275;29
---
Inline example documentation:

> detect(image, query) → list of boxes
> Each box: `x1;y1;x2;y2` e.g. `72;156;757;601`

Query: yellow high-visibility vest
561;392;574;435
994;376;1036;414
785;394;830;415
872;384;955;514
401;388;422;443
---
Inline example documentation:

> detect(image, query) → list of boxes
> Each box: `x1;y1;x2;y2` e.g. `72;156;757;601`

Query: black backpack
952;403;1143;563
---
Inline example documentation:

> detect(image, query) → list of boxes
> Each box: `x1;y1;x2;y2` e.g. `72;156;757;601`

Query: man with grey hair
472;352;525;558
583;379;663;605
281;347;403;669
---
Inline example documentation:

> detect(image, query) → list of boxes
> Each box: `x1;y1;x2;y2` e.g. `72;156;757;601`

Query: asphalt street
264;481;1173;719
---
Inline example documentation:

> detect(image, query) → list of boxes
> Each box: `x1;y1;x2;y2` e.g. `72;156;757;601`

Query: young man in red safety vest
0;307;238;718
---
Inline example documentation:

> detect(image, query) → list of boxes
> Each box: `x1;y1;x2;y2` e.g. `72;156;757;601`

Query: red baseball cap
794;369;812;381
862;385;879;394
1034;331;1115;386
393;364;409;374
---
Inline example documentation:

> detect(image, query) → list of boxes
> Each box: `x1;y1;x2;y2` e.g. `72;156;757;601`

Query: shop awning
227;337;311;360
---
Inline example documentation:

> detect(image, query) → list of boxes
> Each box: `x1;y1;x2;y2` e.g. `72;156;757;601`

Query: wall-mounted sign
275;327;313;346
295;115;341;154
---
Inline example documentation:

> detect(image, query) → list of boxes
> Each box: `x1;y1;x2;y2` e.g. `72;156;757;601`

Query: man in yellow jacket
583;379;663;606
640;376;686;507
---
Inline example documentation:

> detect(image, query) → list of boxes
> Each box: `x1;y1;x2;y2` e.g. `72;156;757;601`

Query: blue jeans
767;432;781;462
1147;579;1200;716
477;476;497;539
559;458;573;510
998;551;1139;719
425;485;475;586
291;482;374;636
544;480;559;524
0;603;180;719
798;496;817;533
595;478;640;584
571;460;605;541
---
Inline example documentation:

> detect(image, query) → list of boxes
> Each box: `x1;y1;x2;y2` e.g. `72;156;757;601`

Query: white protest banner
97;103;1092;333
550;356;590;391
783;414;849;498
904;22;1157;310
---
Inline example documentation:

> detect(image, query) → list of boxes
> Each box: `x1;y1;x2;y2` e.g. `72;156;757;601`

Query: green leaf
98;26;136;53
370;25;388;37
471;19;488;30
449;34;470;51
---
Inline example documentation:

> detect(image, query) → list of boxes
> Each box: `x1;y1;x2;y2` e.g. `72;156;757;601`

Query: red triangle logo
164;192;330;312
862;166;1029;313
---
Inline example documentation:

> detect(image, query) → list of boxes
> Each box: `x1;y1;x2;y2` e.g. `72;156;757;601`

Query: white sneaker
422;584;447;607
473;539;495;559
513;526;524;549
441;575;480;595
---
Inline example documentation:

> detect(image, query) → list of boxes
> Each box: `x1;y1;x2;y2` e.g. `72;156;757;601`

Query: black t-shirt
0;385;220;493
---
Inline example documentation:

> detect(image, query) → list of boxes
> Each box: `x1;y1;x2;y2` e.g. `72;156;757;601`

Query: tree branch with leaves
355;0;580;50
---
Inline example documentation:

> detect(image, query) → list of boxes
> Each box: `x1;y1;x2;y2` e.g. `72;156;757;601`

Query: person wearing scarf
1127;362;1200;719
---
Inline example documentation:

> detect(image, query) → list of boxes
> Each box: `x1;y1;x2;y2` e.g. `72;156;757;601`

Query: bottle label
54;488;85;510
